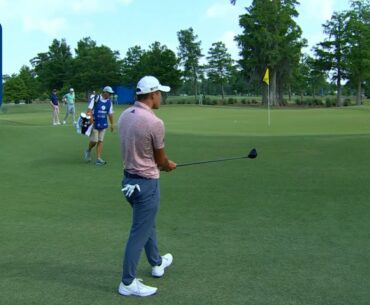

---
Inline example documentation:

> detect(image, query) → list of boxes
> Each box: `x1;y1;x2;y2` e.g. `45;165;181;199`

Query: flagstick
267;85;270;127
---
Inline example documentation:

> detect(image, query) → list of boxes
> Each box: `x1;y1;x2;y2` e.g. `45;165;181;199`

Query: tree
291;54;328;100
121;43;182;93
346;0;370;105
121;45;146;85
3;74;28;103
30;39;73;91
177;28;203;101
18;65;40;103
236;0;306;105
72;37;123;94
71;37;99;92
206;42;234;99
314;12;350;106
228;64;250;95
140;42;182;93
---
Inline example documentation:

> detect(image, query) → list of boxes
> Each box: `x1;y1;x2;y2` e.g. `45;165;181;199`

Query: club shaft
177;156;247;167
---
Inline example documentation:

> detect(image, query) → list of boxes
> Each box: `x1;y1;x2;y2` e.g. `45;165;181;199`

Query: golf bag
76;112;92;136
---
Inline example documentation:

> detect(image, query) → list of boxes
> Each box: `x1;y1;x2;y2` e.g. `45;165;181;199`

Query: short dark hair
136;93;151;101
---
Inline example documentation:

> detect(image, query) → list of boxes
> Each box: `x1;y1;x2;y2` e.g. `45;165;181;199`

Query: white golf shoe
118;279;157;297
152;253;173;278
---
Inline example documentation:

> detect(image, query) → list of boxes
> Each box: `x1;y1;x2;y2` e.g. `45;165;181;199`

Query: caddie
84;86;114;165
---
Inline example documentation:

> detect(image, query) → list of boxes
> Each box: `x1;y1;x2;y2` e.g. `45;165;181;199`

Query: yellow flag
263;68;269;85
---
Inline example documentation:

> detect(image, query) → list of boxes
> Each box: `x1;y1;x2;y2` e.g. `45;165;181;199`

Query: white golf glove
122;184;141;198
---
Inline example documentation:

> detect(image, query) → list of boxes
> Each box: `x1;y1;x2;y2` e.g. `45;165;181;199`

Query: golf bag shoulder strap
93;95;100;110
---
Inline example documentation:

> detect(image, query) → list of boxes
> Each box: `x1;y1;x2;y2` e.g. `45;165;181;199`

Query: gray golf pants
63;104;75;122
121;172;162;285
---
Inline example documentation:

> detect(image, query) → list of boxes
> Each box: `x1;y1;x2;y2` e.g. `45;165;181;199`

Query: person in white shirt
84;86;114;165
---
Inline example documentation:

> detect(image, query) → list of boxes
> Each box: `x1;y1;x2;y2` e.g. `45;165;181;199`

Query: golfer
50;89;60;125
84;86;114;165
117;76;176;297
62;88;76;125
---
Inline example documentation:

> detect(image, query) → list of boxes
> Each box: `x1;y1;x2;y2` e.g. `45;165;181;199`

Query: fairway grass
1;103;369;305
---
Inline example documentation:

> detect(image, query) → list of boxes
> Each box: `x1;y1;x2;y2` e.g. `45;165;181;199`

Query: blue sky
0;0;351;75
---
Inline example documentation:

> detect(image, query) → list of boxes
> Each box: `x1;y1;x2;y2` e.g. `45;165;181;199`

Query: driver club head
247;148;257;159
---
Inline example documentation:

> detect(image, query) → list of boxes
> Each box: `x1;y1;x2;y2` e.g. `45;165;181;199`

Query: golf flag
263;68;269;85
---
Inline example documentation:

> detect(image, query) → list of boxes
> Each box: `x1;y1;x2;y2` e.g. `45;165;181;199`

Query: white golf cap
103;86;114;94
70;88;74;92
136;76;170;95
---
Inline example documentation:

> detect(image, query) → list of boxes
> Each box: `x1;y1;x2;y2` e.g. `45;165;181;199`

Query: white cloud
206;2;244;18
70;0;100;13
0;0;132;35
207;3;230;18
321;0;335;20
117;0;133;5
23;17;66;35
220;31;239;59
297;0;336;52
299;0;334;20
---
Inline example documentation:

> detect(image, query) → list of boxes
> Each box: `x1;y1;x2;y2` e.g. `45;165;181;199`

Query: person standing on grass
117;76;176;297
84;86;114;165
63;88;76;125
50;89;60;125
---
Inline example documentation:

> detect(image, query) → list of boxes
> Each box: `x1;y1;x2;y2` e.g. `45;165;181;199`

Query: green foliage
3;74;28;103
314;12;350;105
346;0;370;105
177;28;203;97
72;37;123;92
121;45;145;85
18;65;40;102
325;97;337;107
292;54;329;98
140;42;182;92
206;41;234;98
4;2;370;106
30;39;73;91
227;97;236;104
236;0;306;105
121;42;182;92
3;66;39;104
343;97;352;106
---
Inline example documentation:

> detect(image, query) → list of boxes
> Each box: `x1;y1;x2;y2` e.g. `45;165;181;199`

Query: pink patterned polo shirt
117;101;165;179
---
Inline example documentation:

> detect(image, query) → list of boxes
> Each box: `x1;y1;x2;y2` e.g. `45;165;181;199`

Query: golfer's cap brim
158;85;170;93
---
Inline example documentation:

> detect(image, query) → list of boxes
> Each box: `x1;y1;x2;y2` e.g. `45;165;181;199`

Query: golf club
176;148;257;167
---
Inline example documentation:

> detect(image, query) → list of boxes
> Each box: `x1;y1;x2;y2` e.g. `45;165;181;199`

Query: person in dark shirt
50;89;61;125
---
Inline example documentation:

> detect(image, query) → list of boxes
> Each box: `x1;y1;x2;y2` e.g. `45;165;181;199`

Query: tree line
3;0;370;106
